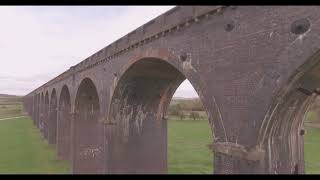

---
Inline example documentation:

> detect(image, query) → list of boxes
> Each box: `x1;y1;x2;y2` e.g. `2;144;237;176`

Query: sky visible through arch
0;6;199;98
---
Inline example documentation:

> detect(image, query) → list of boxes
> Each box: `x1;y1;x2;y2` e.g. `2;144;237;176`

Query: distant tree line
168;98;206;120
169;98;205;111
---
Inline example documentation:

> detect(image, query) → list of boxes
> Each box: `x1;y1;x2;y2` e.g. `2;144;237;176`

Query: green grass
0;113;319;174
305;111;318;123
167;117;320;174
168;118;213;174
304;127;320;174
0;104;23;119
0;117;70;174
0;94;23;119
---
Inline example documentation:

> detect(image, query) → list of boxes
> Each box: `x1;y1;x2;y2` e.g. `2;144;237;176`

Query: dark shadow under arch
49;89;58;145
73;78;104;174
35;94;40;128
57;85;72;160
44;92;49;139
33;95;37;125
40;93;44;135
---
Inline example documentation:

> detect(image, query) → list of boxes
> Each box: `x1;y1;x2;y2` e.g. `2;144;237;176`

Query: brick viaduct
22;6;320;174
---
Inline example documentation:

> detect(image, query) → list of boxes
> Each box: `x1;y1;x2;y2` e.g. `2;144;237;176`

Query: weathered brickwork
22;6;320;174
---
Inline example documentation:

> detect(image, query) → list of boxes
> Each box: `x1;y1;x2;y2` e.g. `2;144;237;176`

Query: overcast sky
0;6;199;98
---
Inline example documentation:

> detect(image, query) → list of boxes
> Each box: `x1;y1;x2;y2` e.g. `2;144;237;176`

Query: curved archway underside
260;50;320;174
57;86;72;161
44;92;49;139
49;89;58;145
74;78;104;174
108;58;212;174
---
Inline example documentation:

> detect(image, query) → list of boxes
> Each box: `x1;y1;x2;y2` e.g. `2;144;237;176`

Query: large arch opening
49;89;58;145
107;58;213;174
260;50;320;174
73;78;104;174
40;93;44;135
167;80;213;174
57;85;72;161
35;93;40;128
44;91;49;139
33;95;37;125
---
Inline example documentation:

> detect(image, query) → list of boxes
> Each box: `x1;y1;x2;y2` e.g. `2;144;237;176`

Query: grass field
0;104;23;119
0;106;319;173
0;94;23;119
168;118;213;174
304;127;320;174
305;111;318;123
0;117;70;174
303;110;320;174
0;116;320;174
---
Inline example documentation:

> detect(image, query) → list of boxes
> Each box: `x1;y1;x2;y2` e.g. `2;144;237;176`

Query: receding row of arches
28;77;111;174
25;58;214;174
22;52;320;174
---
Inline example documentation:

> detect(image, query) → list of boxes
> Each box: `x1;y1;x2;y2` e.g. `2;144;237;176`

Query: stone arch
57;85;72;160
106;57;215;174
44;91;49;139
40;92;44;134
35;93;40;128
49;88;58;145
258;49;320;174
32;95;36;124
73;77;104;174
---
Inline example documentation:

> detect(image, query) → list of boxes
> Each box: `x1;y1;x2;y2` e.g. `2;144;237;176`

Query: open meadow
0;95;319;174
0;94;24;119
